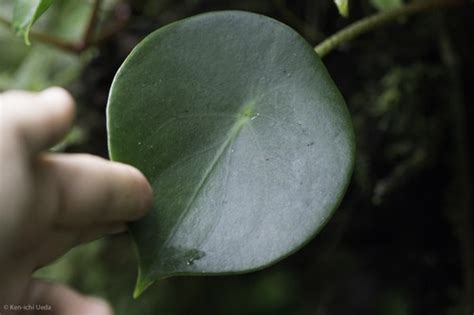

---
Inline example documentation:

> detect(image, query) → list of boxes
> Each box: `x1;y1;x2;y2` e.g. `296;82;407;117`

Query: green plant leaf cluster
107;11;355;297
12;0;54;45
0;0;92;91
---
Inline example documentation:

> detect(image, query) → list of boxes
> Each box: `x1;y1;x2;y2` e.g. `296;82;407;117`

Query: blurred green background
0;0;473;314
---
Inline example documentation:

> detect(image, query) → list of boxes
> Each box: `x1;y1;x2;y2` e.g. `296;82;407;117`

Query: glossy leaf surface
12;0;54;44
107;11;355;297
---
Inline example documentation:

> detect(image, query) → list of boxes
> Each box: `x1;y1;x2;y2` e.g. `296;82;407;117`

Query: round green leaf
107;11;355;297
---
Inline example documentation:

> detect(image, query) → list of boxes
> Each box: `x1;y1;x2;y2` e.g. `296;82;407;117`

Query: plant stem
83;0;103;46
0;1;130;54
315;0;463;58
0;15;82;53
94;3;130;44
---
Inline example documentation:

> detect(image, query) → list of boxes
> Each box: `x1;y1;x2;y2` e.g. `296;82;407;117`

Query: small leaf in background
334;0;349;17
1;0;94;91
50;126;87;152
369;0;403;11
107;11;355;297
12;0;54;45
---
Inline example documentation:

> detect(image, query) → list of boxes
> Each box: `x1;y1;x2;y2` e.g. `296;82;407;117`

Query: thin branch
83;0;103;46
315;0;464;58
0;15;82;53
0;1;130;54
93;3;130;44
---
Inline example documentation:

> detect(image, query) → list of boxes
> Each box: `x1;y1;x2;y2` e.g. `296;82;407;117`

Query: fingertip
121;164;154;219
40;87;76;123
82;297;115;315
46;154;154;226
1;87;77;153
41;87;73;101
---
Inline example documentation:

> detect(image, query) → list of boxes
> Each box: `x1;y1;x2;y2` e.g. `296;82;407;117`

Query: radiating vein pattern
107;11;355;296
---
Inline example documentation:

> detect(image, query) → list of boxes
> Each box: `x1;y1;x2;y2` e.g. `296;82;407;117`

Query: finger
39;153;153;227
0;87;75;154
34;223;127;268
26;279;113;315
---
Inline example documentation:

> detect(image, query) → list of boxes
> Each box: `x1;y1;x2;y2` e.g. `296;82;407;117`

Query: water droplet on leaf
251;112;260;120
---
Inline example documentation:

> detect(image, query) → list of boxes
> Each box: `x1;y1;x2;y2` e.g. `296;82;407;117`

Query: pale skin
0;88;153;314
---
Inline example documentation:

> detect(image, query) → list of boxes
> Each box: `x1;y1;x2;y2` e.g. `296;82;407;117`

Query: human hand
0;88;153;314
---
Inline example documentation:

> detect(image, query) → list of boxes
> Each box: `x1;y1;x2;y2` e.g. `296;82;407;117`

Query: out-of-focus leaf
12;0;54;45
369;0;403;11
0;0;94;91
334;0;349;17
45;0;93;41
108;11;355;297
34;240;106;286
50;126;87;152
0;27;29;72
10;44;81;90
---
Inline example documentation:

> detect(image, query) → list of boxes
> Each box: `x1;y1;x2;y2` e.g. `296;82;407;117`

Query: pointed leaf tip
107;11;355;297
133;276;154;299
334;0;350;17
12;0;55;45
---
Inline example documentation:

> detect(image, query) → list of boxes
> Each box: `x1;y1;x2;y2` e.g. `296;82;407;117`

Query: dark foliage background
0;1;473;314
